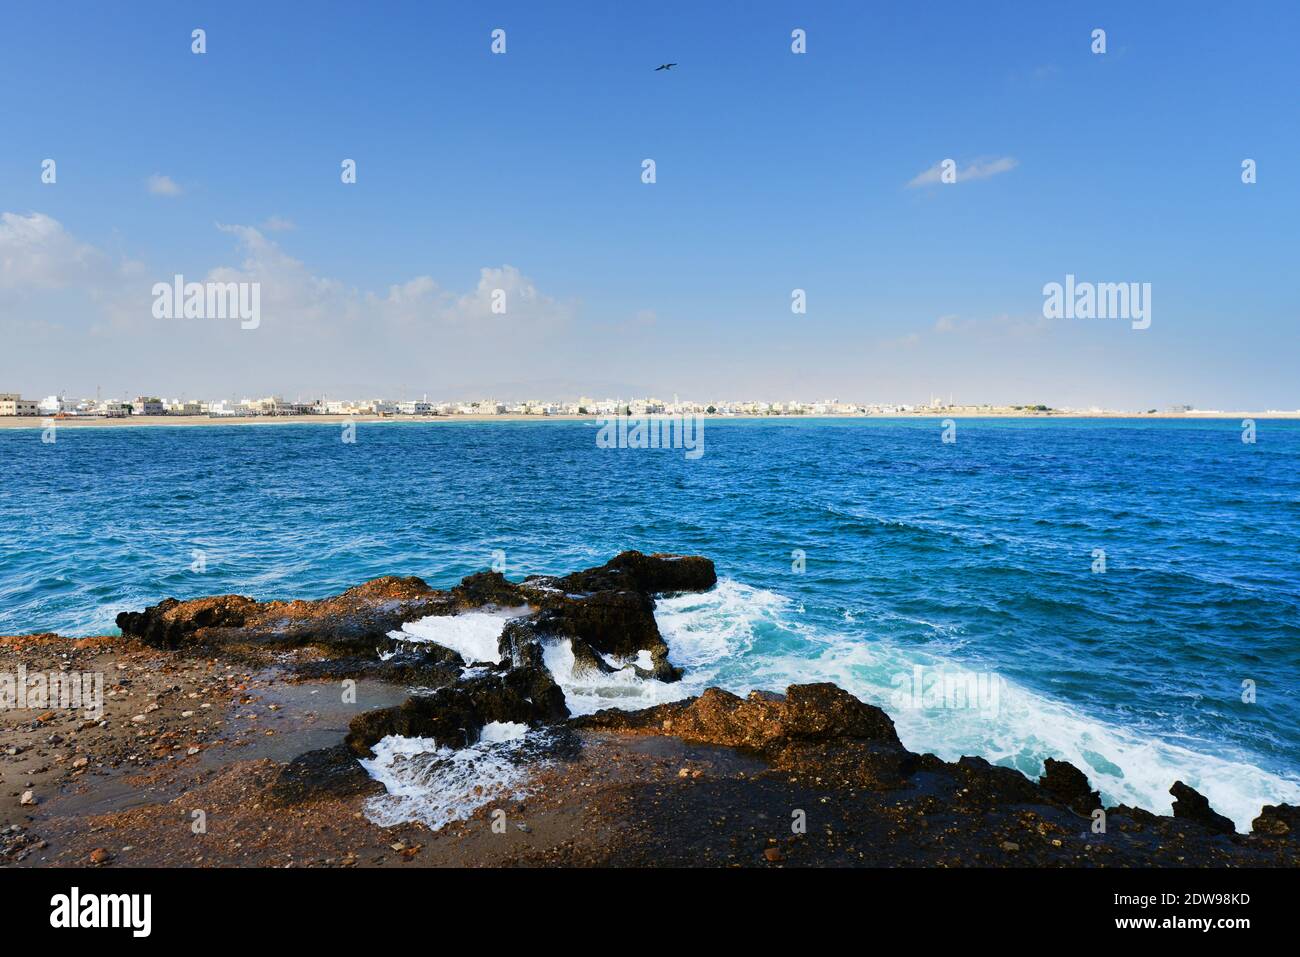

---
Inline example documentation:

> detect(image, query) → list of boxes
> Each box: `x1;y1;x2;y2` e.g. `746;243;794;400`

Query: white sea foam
643;578;1300;831
386;606;530;664
543;638;686;715
543;578;788;716
359;721;535;830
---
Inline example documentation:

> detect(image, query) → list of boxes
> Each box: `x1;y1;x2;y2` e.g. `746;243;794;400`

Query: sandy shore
1;411;1296;429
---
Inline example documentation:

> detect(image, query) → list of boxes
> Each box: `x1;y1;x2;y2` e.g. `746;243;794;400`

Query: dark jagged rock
770;740;921;789
452;571;527;609
498;619;547;671
511;564;706;681
514;551;715;677
1170;781;1236;834
529;591;661;659
568;636;618;676
345;665;569;758
1039;758;1103;815
639;645;682;682
267;744;385;805
535;551;717;597
1252;804;1300;836
949;755;1045;807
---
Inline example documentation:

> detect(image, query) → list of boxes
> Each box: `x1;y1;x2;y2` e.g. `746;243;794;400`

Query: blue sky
1;1;1297;407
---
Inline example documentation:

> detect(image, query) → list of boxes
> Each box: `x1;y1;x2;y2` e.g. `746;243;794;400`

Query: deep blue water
1;418;1297;825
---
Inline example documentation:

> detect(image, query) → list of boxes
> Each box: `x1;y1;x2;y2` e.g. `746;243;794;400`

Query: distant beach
2;410;1297;429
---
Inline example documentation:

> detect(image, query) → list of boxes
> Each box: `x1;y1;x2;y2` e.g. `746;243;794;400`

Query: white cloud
196;225;573;332
907;156;1018;188
261;215;296;232
0;212;109;289
0;213;586;396
147;174;183;196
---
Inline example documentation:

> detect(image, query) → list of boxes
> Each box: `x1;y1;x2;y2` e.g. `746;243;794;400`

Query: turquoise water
1;417;1297;826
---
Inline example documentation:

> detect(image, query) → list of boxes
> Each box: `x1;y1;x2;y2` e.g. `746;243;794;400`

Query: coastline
2;411;1297;430
5;553;1296;868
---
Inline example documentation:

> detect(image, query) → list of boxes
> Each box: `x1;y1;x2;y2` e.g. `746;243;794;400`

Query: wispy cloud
907;156;1018;188
261;215;296;232
0;211;112;289
146;173;183;197
2;212;582;394
933;312;1046;338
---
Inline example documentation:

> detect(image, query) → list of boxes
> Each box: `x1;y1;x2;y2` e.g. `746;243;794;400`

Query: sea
1;417;1297;829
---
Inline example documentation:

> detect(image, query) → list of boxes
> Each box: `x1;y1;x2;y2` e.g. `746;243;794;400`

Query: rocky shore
3;552;1297;867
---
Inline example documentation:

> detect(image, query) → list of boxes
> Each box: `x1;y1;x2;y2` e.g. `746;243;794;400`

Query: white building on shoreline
0;393;39;416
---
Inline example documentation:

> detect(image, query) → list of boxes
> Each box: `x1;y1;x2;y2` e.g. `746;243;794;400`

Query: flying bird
654;63;677;71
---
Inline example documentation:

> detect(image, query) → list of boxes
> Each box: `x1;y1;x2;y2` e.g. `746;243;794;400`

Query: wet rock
515;551;717;675
1252;804;1300;837
639;645;682;682
568;637;618;676
452;571;527;609
498;620;547;671
530;590;662;660
1039;758;1103;815
346;665;568;758
551;551;718;596
1169;781;1235;835
268;745;385;806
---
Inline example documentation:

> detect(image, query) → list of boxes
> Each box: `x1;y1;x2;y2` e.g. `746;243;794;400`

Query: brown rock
606;684;903;753
1251;803;1300;837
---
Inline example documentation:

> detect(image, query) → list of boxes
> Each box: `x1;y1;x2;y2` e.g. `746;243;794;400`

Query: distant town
0;391;1281;420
